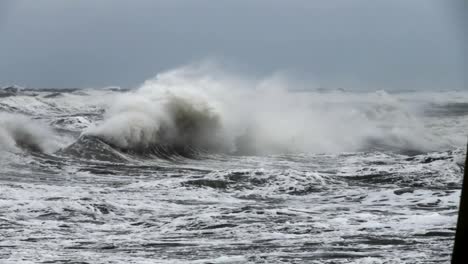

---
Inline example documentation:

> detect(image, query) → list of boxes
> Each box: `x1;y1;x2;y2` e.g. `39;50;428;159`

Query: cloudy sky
0;0;466;90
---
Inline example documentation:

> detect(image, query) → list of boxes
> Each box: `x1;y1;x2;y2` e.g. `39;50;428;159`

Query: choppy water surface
0;80;466;263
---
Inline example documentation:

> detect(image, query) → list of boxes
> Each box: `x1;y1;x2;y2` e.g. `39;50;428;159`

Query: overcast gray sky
0;0;466;90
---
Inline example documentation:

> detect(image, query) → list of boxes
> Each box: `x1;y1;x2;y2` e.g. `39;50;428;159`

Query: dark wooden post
452;144;468;263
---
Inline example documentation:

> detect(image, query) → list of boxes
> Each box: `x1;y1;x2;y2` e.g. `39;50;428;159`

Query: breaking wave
80;64;460;157
0;113;61;153
84;93;224;154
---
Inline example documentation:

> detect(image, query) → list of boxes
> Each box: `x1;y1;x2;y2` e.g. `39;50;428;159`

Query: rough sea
0;69;466;263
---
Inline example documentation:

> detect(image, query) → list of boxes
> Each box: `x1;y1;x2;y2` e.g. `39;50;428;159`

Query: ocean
0;70;466;263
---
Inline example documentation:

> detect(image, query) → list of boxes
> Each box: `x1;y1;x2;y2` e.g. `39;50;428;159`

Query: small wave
338;149;464;188
424;102;468;117
182;168;335;196
0;85;23;98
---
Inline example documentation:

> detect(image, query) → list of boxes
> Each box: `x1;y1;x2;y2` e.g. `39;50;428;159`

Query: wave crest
84;92;225;154
0;113;60;153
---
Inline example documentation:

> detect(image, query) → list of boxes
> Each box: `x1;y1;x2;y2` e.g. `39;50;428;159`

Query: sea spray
84;64;457;155
0;113;61;153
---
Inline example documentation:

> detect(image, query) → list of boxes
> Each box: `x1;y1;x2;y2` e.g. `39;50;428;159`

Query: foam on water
0;150;462;263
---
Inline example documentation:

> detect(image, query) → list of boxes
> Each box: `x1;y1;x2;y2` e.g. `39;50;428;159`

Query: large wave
81;63;461;156
84;87;226;155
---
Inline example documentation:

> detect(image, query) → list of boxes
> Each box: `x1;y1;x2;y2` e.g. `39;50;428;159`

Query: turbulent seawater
0;70;467;263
